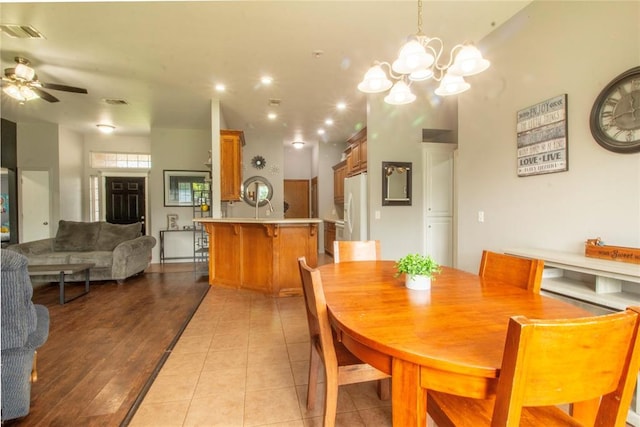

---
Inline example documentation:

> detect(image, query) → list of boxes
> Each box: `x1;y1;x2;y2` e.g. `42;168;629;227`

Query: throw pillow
53;220;101;252
95;222;142;251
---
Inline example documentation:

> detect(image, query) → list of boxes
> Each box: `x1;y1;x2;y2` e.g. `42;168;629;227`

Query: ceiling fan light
384;81;416;105
97;124;116;134
449;44;490;76
20;85;39;100
409;68;434;82
14;63;35;81
358;65;393;93
392;39;434;75
434;73;470;96
4;84;25;101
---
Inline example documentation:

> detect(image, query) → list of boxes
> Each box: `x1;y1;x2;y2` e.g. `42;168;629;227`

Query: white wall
17;122;60;236
150;128;211;262
58;127;83;221
456;1;640;272
367;92;457;261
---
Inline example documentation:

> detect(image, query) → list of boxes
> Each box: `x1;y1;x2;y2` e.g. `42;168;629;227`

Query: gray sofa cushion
68;252;113;268
95;222;142;251
53;220;101;252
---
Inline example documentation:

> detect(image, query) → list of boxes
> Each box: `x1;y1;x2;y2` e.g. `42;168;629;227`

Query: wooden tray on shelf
585;240;640;265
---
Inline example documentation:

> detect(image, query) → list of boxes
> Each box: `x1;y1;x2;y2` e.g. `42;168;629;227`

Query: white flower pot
405;274;431;290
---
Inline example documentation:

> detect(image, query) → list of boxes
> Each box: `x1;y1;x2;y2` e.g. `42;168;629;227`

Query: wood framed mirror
382;161;412;206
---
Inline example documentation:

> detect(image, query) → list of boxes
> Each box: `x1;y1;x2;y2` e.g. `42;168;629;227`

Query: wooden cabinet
324;221;336;255
220;130;245;201
332;160;347;204
345;127;367;176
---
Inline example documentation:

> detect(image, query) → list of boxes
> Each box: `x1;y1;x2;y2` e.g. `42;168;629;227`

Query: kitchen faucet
255;194;274;219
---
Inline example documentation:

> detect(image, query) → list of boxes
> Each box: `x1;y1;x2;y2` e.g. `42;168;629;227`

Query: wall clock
251;155;266;169
589;66;640;153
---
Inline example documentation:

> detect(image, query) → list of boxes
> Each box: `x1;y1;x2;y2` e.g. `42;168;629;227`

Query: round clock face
590;66;640;153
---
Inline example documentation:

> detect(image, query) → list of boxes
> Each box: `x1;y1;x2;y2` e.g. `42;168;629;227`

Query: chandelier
357;0;490;105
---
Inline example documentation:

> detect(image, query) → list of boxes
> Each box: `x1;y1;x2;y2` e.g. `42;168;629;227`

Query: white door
20;170;51;242
423;144;456;267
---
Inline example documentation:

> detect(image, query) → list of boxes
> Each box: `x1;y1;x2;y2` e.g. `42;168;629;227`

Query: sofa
7;220;156;283
1;250;50;421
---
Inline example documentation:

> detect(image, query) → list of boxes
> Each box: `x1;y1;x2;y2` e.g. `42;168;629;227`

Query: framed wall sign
516;94;568;177
163;170;210;206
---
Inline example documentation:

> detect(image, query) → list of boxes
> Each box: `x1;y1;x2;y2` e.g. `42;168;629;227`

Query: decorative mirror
242;176;273;207
382;162;412;206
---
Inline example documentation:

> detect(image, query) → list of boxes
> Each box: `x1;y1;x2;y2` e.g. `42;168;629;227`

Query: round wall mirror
241;176;273;207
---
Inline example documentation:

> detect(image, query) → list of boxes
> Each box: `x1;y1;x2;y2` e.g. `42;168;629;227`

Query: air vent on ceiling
268;98;281;107
103;98;129;106
422;129;454;143
0;24;45;39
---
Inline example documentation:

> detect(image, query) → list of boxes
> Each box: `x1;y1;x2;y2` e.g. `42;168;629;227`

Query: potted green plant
395;253;441;290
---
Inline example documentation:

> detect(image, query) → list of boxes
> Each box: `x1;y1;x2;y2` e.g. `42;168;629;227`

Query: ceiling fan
2;56;88;103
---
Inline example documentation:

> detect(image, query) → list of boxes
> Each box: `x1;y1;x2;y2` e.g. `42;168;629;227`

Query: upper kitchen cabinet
345;127;367;176
220;130;245;201
332;160;347;204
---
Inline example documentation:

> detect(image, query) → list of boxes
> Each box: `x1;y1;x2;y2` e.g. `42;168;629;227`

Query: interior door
20;170;51;242
105;177;146;232
283;179;309;218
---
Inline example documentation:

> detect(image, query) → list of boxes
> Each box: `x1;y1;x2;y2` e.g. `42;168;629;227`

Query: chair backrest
478;250;544;293
492;307;640;426
333;240;381;263
297;257;338;367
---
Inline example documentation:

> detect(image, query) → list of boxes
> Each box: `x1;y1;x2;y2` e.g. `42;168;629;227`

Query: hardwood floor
6;264;209;427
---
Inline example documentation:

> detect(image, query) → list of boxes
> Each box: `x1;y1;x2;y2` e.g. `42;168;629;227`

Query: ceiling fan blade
31;87;60;103
40;82;88;94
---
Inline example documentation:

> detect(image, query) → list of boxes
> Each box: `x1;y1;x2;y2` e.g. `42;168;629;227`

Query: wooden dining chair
333;240;381;263
478;250;545;293
297;257;390;427
428;306;640;427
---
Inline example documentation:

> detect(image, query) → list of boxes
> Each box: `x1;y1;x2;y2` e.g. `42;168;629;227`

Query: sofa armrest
25;305;49;350
6;239;55;256
111;235;157;280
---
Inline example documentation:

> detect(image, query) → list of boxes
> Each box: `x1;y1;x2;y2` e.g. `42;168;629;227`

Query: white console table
505;248;640;425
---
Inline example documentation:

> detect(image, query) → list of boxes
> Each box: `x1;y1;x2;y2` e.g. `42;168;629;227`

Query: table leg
85;268;91;294
59;271;65;305
392;358;427;427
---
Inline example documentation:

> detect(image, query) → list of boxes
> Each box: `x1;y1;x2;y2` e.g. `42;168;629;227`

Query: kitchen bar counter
194;218;321;296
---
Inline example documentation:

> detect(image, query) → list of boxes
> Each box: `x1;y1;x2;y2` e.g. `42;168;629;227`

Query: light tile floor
129;285;393;427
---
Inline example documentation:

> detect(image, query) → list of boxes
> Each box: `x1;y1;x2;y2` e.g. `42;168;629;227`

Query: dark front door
105;177;146;233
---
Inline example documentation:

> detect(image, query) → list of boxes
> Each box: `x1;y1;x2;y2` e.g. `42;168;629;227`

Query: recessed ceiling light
261;76;273;85
267;112;277;120
215;83;226;92
96;124;115;134
337;102;347;110
317;129;325;135
325;118;334;126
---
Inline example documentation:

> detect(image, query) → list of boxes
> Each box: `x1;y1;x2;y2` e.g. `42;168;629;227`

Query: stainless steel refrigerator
343;173;368;241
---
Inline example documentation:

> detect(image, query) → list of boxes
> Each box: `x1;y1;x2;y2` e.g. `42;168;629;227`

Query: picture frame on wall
516;94;568;177
163;170;210;206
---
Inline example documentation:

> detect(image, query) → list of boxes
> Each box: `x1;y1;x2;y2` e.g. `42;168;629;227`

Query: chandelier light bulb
20;85;39;100
3;85;24;101
384;81;416;105
435;73;470;96
449;44;490;76
392;39;434;75
357;65;393;93
14;63;35;81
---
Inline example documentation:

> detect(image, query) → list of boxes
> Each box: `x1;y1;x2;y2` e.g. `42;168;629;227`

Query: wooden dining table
318;260;597;426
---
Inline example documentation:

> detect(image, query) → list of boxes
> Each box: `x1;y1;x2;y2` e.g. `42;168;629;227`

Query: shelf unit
192;182;211;278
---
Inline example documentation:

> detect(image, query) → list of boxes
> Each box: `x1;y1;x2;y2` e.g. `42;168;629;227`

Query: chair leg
323;374;338;427
31;350;38;383
307;345;320;410
377;378;390;400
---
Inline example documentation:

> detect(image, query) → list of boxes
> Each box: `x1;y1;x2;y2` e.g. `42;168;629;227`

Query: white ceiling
0;1;530;147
